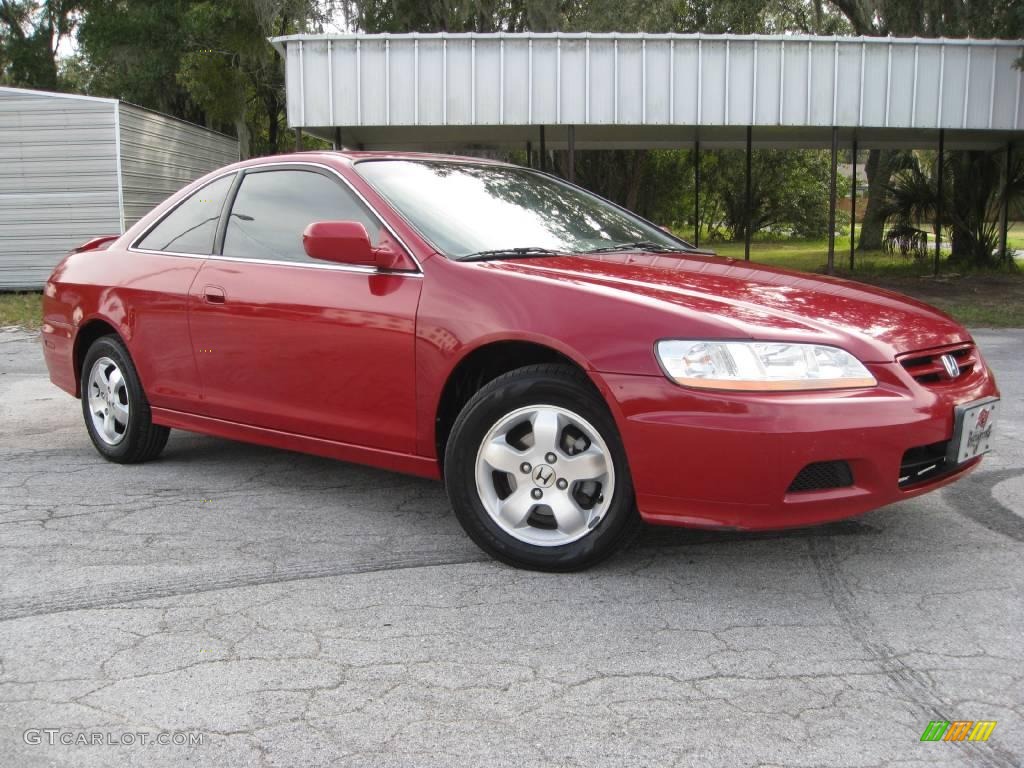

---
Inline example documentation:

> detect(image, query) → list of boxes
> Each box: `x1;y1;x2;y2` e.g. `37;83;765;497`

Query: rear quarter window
136;174;235;255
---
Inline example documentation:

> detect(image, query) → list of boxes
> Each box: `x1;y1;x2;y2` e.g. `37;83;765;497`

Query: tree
880;150;1024;268
73;0;322;156
947;150;1024;267
702;149;849;241
74;0;204;122
177;0;325;157
336;0;596;33
0;0;80;89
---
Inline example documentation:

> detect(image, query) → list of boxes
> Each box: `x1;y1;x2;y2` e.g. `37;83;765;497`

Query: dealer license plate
950;398;998;465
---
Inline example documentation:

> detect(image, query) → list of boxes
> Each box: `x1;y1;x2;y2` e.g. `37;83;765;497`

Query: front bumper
598;351;999;530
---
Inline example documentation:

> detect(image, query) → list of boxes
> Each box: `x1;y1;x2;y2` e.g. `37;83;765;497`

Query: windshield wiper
584;241;688;254
459;247;567;262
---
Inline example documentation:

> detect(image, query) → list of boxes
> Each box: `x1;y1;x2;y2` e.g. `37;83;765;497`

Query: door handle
203;285;226;304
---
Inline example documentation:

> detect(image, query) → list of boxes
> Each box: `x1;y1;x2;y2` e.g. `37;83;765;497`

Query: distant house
0;86;239;290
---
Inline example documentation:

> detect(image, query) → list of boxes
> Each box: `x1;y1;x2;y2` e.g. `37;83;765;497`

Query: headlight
655;340;877;391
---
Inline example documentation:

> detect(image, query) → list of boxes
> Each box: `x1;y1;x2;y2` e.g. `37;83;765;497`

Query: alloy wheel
86;356;130;446
474;404;615;547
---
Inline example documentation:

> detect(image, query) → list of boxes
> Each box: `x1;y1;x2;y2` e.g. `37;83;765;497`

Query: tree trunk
623;151;646;212
950;152;969;262
949;150;992;266
266;93;280;155
267;109;278;155
857;149;894;251
235;117;251;160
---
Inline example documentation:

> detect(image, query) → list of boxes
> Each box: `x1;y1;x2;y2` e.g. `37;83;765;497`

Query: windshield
354;159;688;260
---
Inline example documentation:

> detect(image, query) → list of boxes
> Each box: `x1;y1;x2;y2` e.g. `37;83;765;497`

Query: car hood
479;251;970;362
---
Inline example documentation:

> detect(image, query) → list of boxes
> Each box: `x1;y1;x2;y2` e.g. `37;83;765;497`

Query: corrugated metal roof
0;85;118;105
270;32;1024;149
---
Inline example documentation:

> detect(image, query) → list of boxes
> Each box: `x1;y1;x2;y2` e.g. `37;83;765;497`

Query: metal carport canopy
270;32;1024;151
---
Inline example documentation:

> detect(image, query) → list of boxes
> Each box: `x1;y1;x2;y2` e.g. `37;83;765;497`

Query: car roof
338;150;510;164
243;150;516;167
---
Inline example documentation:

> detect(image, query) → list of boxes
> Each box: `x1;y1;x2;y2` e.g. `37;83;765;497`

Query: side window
137;174;234;254
222;169;380;263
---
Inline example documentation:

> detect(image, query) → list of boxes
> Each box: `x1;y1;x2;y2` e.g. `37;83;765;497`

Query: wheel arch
73;319;123;393
433;338;617;470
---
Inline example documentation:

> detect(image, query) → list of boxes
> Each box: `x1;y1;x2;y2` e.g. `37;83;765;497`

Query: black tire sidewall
445;367;638;571
80;336;150;461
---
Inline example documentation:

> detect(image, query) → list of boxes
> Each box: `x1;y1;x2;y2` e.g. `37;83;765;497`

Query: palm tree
880;150;1024;269
879;153;941;261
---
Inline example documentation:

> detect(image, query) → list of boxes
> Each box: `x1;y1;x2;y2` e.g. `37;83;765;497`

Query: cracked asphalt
0;326;1021;768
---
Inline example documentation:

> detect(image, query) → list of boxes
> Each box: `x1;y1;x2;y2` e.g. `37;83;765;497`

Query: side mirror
302;221;377;266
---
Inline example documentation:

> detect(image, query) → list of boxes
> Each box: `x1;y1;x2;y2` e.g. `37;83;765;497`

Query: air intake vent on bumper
899;441;951;487
787;461;854;493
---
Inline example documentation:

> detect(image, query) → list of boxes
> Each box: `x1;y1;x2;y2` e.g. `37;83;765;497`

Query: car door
125;172;237;412
187;164;422;453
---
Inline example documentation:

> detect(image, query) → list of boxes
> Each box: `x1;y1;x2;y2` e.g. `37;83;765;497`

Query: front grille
899;441;952;487
787;461;854;493
899;343;976;385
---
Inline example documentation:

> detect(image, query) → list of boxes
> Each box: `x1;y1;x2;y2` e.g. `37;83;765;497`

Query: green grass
925;300;1024;327
692;221;1024;271
1005;221;1024;251
0;292;42;329
709;238;839;271
699;235;952;276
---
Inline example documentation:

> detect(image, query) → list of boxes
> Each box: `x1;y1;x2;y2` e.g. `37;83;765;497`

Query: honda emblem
940;354;960;379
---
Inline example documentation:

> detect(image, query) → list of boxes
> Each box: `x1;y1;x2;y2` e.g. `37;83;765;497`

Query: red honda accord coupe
42;152;999;570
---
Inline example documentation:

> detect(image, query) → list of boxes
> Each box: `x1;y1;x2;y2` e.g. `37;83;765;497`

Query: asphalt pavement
0;325;1021;768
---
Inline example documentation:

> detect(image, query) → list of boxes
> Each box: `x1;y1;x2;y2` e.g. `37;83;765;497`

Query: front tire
444;364;640;571
80;335;169;463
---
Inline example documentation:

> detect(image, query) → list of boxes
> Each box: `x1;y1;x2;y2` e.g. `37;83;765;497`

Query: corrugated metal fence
0;88;238;290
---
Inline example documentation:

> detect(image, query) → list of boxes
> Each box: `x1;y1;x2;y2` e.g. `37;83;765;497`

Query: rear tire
444;364;640;571
80;335;169;463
